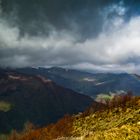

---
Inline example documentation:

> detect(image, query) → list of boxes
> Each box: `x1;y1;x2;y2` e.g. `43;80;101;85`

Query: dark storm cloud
1;0;126;37
2;0;140;36
1;0;140;73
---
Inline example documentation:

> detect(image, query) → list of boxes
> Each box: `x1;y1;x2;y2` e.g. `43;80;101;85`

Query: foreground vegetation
1;94;140;140
72;98;140;140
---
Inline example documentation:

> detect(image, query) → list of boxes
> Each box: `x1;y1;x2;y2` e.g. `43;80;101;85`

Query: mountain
0;69;93;133
6;95;140;140
15;67;140;97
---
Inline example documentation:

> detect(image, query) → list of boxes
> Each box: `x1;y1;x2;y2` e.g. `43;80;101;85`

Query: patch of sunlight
0;101;12;112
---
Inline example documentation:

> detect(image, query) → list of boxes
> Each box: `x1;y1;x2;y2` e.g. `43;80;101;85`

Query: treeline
83;91;136;117
8;114;73;140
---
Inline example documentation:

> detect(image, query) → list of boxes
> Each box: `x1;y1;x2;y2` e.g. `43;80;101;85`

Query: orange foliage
82;91;136;117
8;92;139;140
9;114;74;140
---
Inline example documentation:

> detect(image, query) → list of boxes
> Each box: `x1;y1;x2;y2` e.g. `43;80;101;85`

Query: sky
0;0;140;73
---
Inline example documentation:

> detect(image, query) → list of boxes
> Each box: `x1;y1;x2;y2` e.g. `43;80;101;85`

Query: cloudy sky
1;0;140;73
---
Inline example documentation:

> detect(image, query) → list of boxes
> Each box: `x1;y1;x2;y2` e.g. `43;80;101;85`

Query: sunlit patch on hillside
82;78;96;82
8;75;28;81
0;101;12;112
37;75;52;83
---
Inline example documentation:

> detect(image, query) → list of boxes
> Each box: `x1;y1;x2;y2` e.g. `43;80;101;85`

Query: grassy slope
2;97;140;140
72;97;140;140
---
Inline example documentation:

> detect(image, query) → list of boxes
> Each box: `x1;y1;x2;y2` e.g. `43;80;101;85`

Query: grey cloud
1;0;128;37
0;1;140;73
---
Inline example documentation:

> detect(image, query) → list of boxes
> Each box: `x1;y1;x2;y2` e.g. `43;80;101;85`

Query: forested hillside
4;94;140;140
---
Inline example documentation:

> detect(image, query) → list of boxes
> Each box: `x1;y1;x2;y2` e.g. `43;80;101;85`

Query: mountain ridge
0;69;94;133
12;67;140;97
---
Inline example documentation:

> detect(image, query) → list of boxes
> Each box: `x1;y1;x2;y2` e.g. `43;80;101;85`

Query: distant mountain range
15;67;140;97
0;69;93;133
0;67;140;133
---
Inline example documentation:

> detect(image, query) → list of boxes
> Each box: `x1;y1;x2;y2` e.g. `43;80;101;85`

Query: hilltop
0;69;93;133
6;95;140;140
